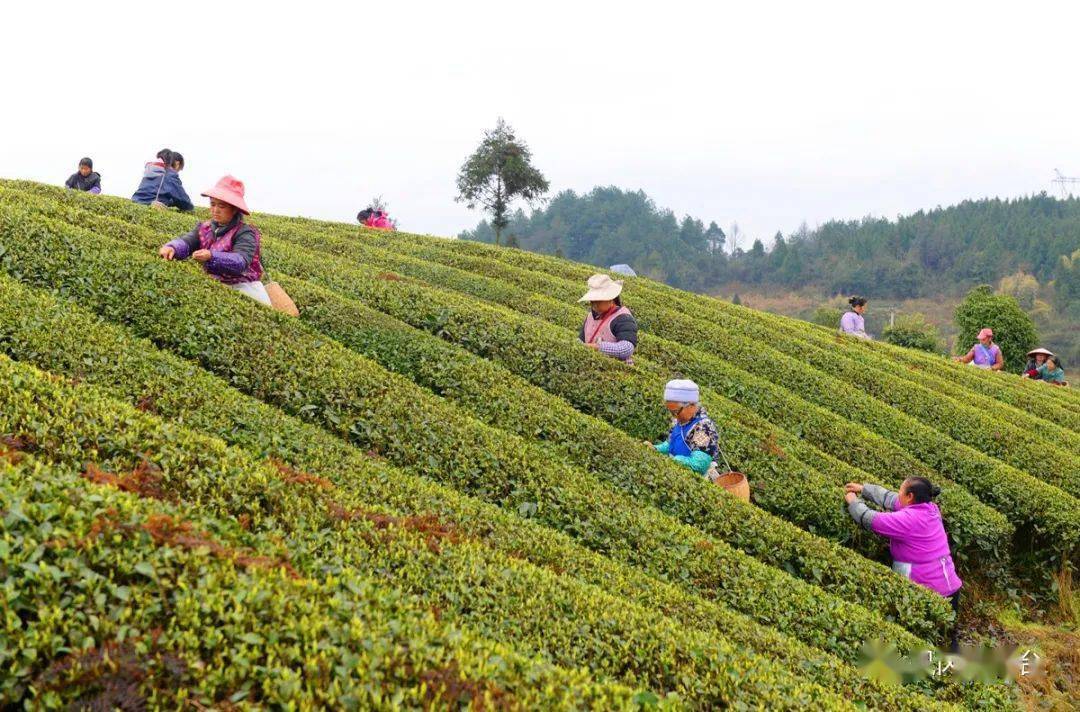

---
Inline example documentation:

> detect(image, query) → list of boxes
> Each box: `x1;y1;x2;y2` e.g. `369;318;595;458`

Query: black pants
947;590;961;653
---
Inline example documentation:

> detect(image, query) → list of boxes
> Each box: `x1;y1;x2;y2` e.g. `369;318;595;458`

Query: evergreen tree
705;221;726;254
456;118;549;247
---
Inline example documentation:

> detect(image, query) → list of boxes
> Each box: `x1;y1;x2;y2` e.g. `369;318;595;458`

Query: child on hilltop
65;157;102;194
132;148;193;212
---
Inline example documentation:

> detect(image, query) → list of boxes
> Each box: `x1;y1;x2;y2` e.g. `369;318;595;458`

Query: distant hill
460;187;730;292
461;188;1080;302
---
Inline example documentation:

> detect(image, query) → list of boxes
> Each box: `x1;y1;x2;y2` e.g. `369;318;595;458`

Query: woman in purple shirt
954;328;1004;371
157;175;270;306
839;296;870;339
845;477;963;648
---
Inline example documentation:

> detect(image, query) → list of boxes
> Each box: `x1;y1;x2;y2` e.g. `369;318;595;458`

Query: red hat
201;175;250;215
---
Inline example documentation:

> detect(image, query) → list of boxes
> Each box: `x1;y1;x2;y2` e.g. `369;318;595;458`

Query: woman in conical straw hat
1022;348;1066;385
577;273;639;364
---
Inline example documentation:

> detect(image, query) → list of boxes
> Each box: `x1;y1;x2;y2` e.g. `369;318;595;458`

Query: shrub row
338;221;1080;482
237;222;1016;576
347;218;1080;430
365;227;1080;439
1;355;888;710
249;220;1080;567
0;204;947;660
276;271;1012;577
0;457;642;710
0;274;952;707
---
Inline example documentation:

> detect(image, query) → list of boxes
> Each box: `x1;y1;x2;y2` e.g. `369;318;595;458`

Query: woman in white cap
1023;348;1066;385
578;274;639;364
647;379;720;477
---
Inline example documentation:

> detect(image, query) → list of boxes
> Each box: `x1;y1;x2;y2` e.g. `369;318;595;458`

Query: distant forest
460;187;1080;304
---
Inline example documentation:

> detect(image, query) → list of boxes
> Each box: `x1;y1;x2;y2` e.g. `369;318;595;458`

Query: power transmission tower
1052;169;1080;197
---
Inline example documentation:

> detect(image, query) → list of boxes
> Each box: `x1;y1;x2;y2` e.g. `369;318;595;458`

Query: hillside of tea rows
0;180;1076;709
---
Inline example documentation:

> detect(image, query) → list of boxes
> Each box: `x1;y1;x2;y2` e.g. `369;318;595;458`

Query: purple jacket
165;217;263;285
967;343;1001;367
839;311;869;338
848;484;962;597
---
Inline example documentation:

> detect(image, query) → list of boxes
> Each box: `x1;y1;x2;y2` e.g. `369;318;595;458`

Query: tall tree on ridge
456;118;549;247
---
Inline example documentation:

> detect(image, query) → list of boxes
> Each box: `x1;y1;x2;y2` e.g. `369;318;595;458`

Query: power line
1052;168;1080;197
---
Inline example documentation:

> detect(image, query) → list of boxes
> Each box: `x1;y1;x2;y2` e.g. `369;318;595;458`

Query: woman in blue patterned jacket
647;379;720;477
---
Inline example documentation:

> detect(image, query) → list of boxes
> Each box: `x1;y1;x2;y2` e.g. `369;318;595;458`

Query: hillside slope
1;180;1075;709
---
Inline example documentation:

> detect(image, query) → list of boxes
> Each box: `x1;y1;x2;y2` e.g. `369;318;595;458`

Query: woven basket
265;281;299;317
714;471;750;502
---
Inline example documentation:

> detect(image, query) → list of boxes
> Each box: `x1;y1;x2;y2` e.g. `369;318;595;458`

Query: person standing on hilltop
64;157;102;194
578;274;639;364
839;296;870;339
132;148;193;212
954;328;1004;370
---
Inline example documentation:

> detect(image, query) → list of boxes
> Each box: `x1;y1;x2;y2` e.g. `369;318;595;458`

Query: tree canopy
462;188;1080;303
460;186;730;291
456;118;549;246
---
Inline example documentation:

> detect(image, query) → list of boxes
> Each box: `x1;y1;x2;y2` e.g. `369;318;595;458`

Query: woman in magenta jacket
844;477;963;648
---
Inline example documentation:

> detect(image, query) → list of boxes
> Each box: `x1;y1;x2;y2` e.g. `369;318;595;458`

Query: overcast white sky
3;1;1080;245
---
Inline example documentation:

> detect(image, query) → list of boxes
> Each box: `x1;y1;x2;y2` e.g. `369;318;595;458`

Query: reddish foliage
34;639;186;710
759;433;787;459
141;514;298;579
82;461;171;502
134;394;158;414
326;502;461;553
419;661;511;710
376;272;403;281
270;459;334;490
0;434;34;463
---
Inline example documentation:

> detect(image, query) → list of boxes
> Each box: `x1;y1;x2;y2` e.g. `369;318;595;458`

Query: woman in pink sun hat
158;175;270;306
954;327;1004;371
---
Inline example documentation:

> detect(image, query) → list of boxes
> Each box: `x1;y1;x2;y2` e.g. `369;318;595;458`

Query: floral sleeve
687;418;719;459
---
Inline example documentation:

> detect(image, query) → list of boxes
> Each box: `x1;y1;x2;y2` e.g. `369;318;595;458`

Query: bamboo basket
266;281;299;317
713;471;751;502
